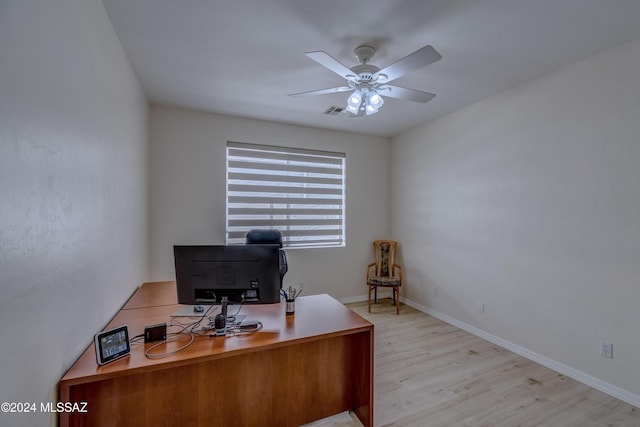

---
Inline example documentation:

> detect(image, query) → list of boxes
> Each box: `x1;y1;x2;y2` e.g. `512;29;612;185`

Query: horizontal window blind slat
228;172;342;186
229;208;343;216
229;235;344;247
228;149;343;166
226;239;344;248
228;196;341;205
287;239;344;245
228;228;342;239
228;160;342;176
228;141;345;158
286;241;344;247
228;184;342;196
282;229;343;237
229;219;342;227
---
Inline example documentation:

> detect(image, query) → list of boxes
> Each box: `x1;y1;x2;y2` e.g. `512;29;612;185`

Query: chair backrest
373;240;398;277
245;229;283;247
245;229;288;282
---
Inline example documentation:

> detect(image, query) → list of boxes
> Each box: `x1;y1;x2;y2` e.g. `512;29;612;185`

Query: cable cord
138;297;260;359
226;299;244;322
229;321;263;335
141;308;215;359
144;332;195;359
129;333;145;344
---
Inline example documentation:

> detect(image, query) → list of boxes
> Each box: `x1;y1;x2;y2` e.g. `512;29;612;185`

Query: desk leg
350;330;374;427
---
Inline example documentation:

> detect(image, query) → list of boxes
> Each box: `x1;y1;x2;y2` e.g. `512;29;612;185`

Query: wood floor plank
343;299;639;427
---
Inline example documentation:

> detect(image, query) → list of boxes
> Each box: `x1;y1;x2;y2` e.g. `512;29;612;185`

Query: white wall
392;37;640;403
149;105;389;300
0;1;148;426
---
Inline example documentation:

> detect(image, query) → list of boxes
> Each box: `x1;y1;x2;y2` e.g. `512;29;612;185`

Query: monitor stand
170;307;247;324
170;305;213;317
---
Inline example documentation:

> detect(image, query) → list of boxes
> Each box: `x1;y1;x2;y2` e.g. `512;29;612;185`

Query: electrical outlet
476;301;484;313
600;341;613;358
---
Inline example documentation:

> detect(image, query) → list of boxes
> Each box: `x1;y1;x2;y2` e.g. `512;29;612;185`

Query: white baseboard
338;290;394;305
401;297;640;409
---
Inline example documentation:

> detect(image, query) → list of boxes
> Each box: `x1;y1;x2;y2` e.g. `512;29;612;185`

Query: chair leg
367;286;371;313
374;286;377;303
395;286;400;315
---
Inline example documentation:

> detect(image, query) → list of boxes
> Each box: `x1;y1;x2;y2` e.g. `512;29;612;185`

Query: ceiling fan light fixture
345;90;362;114
365;103;379;116
345;89;385;116
361;90;384;115
368;92;384;109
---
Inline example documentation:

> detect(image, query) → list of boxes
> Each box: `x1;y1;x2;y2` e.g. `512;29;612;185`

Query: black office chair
245;229;288;287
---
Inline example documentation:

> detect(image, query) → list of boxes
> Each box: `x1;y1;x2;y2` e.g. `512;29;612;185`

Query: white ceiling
102;0;640;138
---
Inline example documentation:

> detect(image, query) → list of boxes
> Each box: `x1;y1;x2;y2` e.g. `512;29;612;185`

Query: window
226;141;345;248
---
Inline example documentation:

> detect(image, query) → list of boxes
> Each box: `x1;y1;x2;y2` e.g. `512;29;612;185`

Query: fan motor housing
351;64;380;81
354;45;376;63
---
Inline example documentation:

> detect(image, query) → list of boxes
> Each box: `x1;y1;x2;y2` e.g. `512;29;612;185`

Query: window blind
226;142;345;248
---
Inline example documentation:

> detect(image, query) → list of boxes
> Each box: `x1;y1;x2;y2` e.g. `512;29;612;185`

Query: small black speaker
144;323;167;343
214;313;226;335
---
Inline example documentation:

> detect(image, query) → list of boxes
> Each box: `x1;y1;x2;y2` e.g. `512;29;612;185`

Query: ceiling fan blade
305;51;356;80
373;45;442;83
288;86;352;97
383;85;436;103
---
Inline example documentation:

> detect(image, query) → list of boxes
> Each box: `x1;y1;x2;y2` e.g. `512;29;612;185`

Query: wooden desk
59;282;374;427
121;280;179;310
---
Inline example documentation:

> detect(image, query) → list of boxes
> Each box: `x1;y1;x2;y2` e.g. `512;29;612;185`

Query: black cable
130;333;145;344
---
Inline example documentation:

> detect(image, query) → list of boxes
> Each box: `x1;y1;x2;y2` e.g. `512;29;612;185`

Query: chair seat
367;276;401;286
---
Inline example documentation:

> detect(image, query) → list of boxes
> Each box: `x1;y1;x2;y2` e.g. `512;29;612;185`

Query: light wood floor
339;299;639;427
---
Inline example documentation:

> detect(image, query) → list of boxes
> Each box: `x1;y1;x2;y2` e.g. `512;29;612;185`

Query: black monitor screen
173;245;281;304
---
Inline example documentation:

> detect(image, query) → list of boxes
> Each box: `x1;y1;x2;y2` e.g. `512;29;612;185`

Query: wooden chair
366;240;402;314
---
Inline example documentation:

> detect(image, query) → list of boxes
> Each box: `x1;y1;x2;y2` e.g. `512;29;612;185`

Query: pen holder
285;299;295;315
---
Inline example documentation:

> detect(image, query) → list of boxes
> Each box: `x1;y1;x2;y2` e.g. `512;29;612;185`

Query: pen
282;287;303;300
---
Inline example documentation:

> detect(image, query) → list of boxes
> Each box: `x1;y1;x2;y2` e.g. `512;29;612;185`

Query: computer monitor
174;245;281;305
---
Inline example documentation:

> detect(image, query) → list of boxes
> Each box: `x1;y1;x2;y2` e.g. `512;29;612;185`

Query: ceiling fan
289;44;442;116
